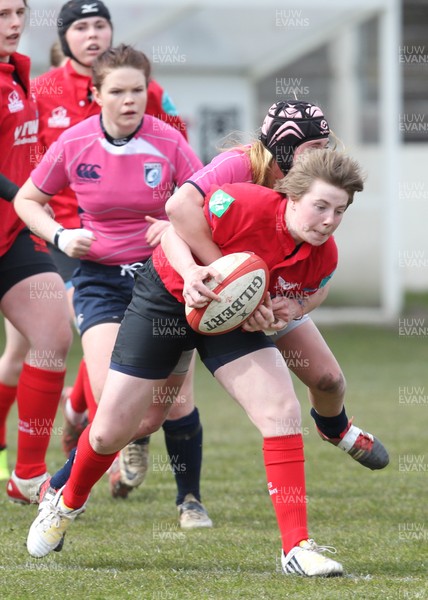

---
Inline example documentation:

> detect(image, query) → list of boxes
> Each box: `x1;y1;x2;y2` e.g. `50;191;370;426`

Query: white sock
64;397;87;426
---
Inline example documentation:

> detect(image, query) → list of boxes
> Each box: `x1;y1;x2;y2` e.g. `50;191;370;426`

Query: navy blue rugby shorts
72;260;138;336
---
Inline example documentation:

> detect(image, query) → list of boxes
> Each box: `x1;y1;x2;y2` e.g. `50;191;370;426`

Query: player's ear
92;86;102;107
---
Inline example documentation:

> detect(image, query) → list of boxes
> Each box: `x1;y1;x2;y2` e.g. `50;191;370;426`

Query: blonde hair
245;141;277;187
275;148;365;206
217;134;277;188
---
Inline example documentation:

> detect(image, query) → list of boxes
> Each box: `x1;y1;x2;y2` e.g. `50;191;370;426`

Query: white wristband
55;228;94;253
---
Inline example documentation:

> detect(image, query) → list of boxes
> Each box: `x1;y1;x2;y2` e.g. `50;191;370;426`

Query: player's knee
90;430;120;454
54;323;73;355
142;415;165;435
35;323;73;359
314;371;346;396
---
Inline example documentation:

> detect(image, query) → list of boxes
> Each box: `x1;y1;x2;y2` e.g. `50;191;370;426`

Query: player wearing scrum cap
166;99;389;472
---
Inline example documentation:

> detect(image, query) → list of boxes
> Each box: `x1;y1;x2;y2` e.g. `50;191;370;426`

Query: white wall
158;74;256;159
320;144;428;305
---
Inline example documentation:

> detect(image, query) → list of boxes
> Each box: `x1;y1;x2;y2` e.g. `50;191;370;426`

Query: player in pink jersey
0;0;72;499
0;0;193;480
34;1;199;509
24;149;363;576
14;43;213;527
165;100;389;471
0;0;209;528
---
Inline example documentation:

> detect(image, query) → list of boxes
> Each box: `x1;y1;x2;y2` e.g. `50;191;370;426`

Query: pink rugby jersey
187;148;253;195
31;114;202;265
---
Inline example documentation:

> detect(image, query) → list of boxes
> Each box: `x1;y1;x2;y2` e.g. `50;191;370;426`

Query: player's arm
271;284;330;323
161;226;222;307
145;216;171;247
0;173;19;202
242;284;330;333
166;182;222;265
14;178;94;258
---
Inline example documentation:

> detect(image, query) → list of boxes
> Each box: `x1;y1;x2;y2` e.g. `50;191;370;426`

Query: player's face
94;66;148;138
65;16;112;66
0;0;26;61
286;179;348;246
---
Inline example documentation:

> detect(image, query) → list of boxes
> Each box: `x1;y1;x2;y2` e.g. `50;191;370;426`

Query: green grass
1;322;427;599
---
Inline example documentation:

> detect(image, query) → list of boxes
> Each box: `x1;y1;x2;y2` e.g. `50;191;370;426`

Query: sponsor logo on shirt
13;118;39;146
48;106;71;128
274;277;301;296
76;163;101;181
276;277;299;291
208;189;235;217
144;163;162;188
8;90;24;113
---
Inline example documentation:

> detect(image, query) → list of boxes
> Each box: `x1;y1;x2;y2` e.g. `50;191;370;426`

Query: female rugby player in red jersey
23;148;363;576
0;0;72;501
166;100;389;472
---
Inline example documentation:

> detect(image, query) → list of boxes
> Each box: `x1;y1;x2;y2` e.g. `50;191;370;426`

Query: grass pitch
0;321;427;599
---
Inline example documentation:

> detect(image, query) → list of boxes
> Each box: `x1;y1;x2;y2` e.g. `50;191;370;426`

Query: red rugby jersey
33;60;188;229
0;52;38;256
154;182;337;303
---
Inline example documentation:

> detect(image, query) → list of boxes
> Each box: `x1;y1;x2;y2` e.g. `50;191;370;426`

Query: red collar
0;52;30;82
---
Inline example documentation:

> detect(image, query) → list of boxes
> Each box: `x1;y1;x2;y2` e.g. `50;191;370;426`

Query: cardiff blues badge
144;163;162;188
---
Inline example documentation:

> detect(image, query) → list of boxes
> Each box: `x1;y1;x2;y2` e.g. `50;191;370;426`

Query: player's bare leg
276;319;389;470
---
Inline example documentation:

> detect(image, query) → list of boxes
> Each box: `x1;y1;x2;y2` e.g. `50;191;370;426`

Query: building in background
21;0;427;319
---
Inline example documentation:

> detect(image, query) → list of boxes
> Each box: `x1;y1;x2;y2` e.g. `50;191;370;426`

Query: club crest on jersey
274;276;300;295
144;163;162;188
8;90;24;113
48;106;70;128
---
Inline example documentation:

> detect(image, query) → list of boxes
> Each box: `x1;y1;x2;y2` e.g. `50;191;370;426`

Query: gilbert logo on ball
185;252;270;335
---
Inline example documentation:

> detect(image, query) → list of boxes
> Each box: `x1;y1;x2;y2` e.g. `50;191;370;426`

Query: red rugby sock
63;426;116;509
82;364;98;423
0;382;17;447
16;364;65;479
69;359;88;414
263;434;308;554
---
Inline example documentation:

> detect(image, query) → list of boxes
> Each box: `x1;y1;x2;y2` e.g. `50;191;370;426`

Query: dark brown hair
92;44;151;91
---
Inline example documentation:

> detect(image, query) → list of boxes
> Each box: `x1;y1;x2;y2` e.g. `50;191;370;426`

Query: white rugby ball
185;252;269;335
